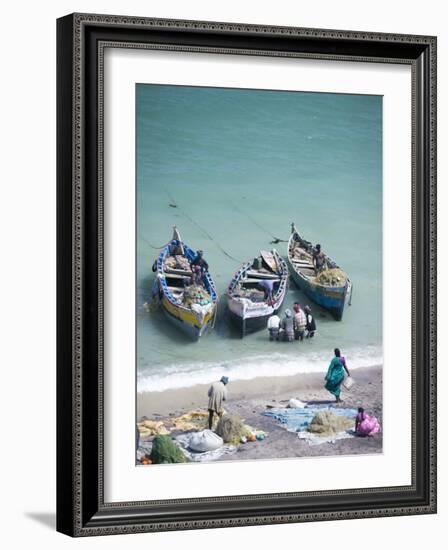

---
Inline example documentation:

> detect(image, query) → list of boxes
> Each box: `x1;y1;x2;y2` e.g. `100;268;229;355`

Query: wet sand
138;365;382;461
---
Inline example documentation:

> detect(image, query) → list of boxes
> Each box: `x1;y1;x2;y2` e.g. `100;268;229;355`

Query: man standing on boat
191;250;209;286
313;244;326;273
207;376;229;430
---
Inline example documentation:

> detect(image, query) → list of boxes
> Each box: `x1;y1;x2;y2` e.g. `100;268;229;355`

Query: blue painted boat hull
288;260;348;321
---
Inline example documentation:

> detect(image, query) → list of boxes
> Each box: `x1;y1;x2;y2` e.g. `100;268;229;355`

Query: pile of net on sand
216;414;266;445
138;419;170;439
232;286;265;302
308;410;354;437
150;435;189;464
316;268;347;286
164;254;191;271
168;410;209;432
183;285;212;307
216;414;244;445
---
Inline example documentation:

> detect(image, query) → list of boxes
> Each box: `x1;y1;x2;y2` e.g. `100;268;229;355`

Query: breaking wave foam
137;346;382;393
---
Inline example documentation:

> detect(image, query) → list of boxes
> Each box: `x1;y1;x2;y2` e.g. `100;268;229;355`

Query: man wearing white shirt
267;313;281;341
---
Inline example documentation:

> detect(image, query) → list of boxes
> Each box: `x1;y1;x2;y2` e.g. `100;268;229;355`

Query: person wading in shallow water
304;305;316;338
324;348;350;403
207;376;229;429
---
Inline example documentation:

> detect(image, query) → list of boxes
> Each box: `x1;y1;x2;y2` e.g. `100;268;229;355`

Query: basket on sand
308;411;354;437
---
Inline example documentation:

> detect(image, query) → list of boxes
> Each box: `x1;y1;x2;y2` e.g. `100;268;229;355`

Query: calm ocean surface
136;84;382;393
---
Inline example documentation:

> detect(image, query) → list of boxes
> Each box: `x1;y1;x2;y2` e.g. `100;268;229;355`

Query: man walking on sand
207;376;229;429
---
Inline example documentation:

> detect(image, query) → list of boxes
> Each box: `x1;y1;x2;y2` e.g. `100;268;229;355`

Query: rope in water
178;209;243;263
229;201;288;244
140;237;169;250
163;188;243;264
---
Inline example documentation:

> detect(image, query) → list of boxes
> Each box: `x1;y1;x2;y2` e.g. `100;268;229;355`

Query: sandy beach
137;365;382;461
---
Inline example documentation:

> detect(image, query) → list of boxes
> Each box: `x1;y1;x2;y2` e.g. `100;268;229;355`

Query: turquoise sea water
136;84;382;393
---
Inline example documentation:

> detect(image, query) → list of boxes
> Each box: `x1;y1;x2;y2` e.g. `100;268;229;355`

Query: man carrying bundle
207;376;229;430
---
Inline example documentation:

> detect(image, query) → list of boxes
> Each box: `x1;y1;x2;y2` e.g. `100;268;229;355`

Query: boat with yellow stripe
152;227;218;340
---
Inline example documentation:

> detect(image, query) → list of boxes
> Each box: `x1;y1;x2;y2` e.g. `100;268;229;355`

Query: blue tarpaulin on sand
263;405;357;433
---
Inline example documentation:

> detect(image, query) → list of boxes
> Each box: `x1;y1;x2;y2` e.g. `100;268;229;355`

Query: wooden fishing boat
152;227;218;340
287;223;352;321
227;249;288;336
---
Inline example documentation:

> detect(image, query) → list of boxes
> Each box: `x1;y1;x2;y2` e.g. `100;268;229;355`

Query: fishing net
150;435;189;464
308;410;354;437
232;286;265;302
164;254;191;271
169;410;209;432
216;414;244;445
183;285;212;307
138;420;170;438
316;268;347;286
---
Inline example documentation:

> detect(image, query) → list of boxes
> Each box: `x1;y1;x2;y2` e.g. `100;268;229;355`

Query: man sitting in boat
267;313;281;341
304;305;317;338
312;244;326;273
293;303;307;341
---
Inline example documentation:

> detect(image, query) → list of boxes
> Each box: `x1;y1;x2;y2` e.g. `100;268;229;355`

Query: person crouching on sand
355;407;381;436
207;376;229;429
324;348;350;403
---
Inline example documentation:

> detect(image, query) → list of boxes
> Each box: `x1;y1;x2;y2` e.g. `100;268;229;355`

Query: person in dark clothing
191;250;209;272
257;279;275;303
313;244;326;273
304;305;317;338
191;250;209;286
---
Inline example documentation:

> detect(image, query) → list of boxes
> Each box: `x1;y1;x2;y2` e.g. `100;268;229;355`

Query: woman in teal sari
325;348;350;402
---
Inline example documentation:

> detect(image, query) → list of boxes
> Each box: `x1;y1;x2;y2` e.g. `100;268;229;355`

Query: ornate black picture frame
56;13;437;536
